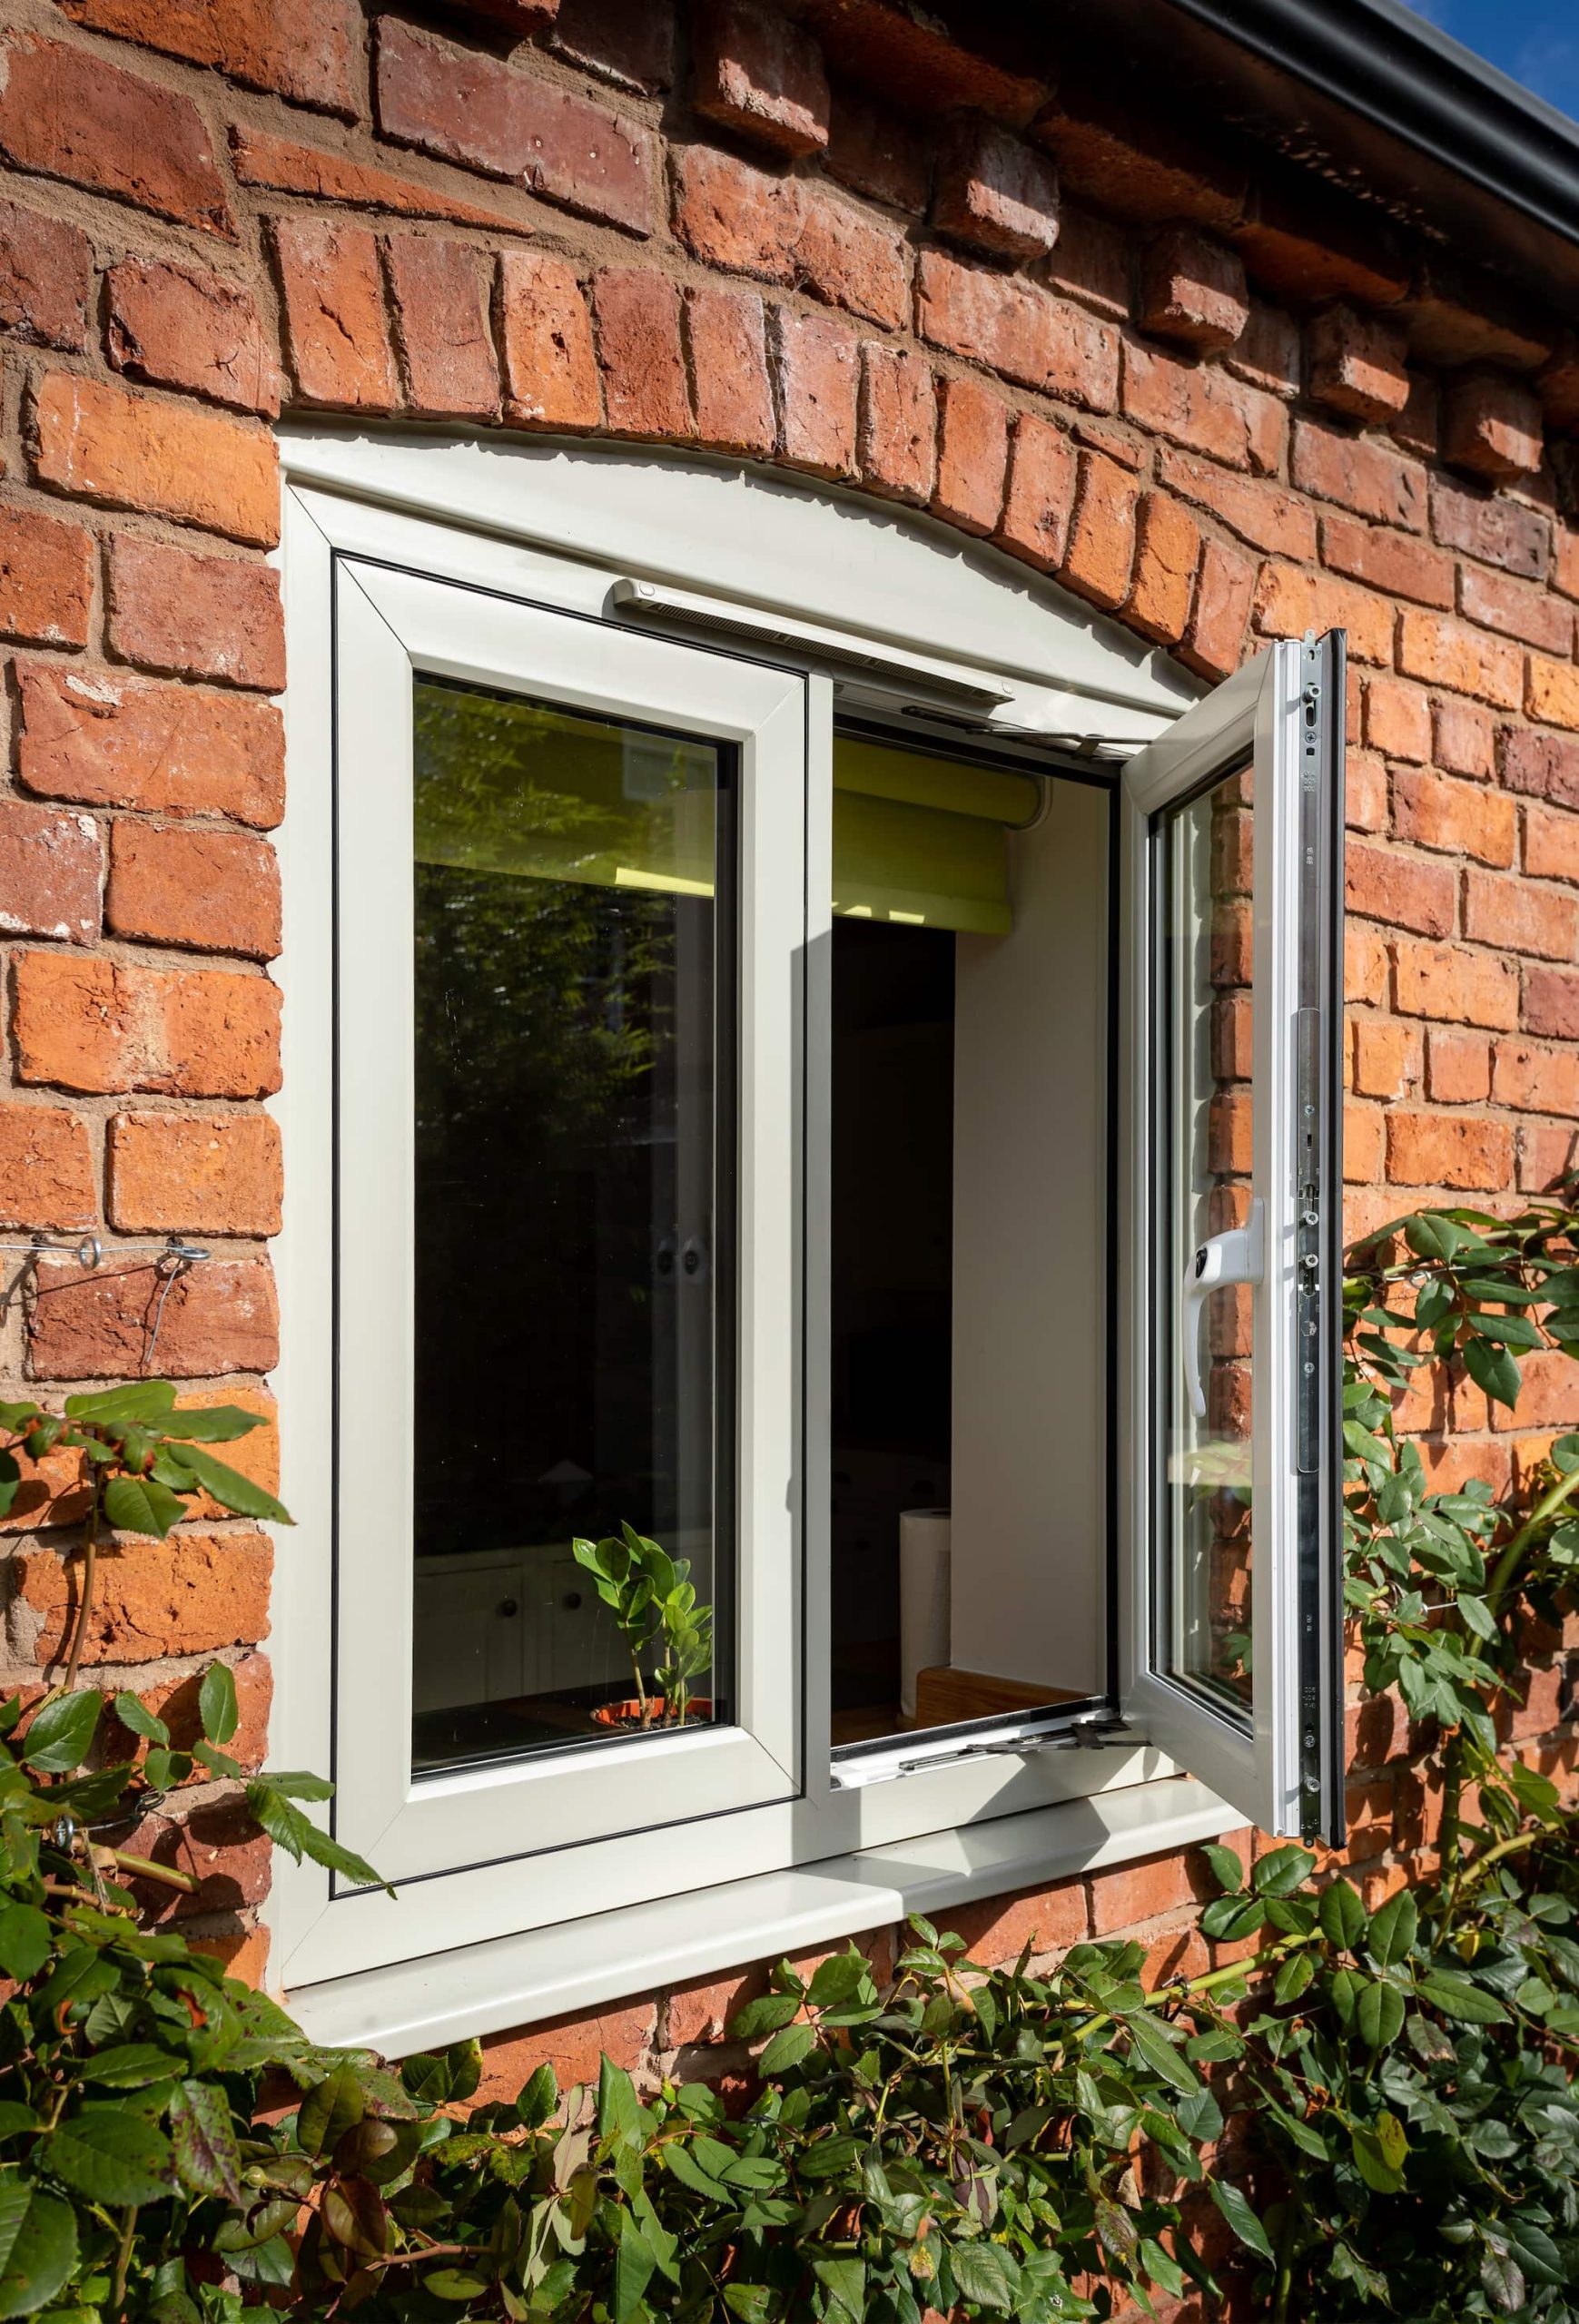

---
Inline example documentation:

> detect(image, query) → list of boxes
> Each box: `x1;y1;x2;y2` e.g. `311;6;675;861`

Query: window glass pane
1160;768;1254;1717
410;677;733;1773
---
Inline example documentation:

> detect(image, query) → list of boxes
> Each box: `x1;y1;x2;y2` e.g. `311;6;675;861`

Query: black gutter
1160;0;1579;259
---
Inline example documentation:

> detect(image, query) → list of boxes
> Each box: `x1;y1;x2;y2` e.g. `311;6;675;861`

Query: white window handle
1182;1199;1265;1423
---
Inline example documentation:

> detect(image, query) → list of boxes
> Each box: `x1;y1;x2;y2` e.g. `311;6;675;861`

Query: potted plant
573;1523;714;1729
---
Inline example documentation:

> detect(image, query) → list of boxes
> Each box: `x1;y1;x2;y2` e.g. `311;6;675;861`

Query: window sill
282;1775;1245;2057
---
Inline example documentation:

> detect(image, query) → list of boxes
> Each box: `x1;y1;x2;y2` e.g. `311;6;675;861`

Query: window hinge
886;1712;1135;1777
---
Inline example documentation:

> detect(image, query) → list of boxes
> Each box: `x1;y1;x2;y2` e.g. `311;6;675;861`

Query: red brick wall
0;0;1574;2063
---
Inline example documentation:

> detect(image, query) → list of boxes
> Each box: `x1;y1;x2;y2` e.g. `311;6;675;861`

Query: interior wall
949;779;1110;1695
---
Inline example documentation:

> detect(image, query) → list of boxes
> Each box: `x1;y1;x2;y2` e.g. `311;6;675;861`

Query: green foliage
572;1526;714;1728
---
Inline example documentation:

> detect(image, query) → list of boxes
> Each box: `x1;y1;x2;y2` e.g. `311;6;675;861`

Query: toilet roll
899;1509;952;1720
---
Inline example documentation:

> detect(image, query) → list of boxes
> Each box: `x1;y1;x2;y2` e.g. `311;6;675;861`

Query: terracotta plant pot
590;1697;713;1732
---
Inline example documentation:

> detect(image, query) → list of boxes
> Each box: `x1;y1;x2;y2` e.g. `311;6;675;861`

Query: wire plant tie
0;1236;212;1375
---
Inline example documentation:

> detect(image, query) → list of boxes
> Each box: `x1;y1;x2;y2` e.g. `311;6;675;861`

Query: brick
497;251;600;430
1347;746;1387;832
793;184;909;330
1501;726;1579;810
684;285;774;457
692;0;828;157
550;0;675;93
0;802;101;943
1122;340;1283;472
993;412;1073;573
916;250;1119;412
1060;452;1140;612
104;262;279;425
1308;303;1410;422
384;238;498;421
1525;803;1579;885
1430;477;1549;579
1396;608;1522;706
1528;655;1579;734
0;504;94;648
772;306;856;478
593;269;691;440
1089;1848;1196;1935
933;116;1059;261
462;0;558;32
1347;921;1388;1006
859;344;934;505
1182;536;1257;681
115;1801;271;1927
1364;675;1431;762
824;87;928;213
672;143;797;283
947;1877;1088;1968
1346;842;1455;937
1444;370;1544;481
1458;564;1572;655
376;18;655;237
476;2004;654;2103
1350;1016;1417;1099
1426;1026;1491;1103
1291;419;1426;530
1521;1118;1579;1190
59;0;357;113
1043;94;1247;231
17;665;282;830
1320;515;1454;608
106;538;283;692
0;34;232;238
1464;868;1579;960
666;1928;894;2048
1393;939;1519;1029
1487;1348;1579;1433
0;198;91;351
1345;1098;1387;1180
1492;1039;1579;1117
1393;768;1515;864
271;221;397;416
108;1112;281;1236
16;1532;272;1662
1226;299;1299;398
1255;565;1394;667
0;1106;94;1229
1433;694;1495;776
1140;229;1247;352
1390;371;1439;461
1556;524;1579;604
107;825;279;960
932;374;1008;537
28;1250;277;1381
13;952;280;1099
108;1652;271;1778
33;372;278;549
1157;447;1315;560
1126;491;1199;646
1045;205;1130;324
1525;967;1579;1040
230;126;532;235
1387;1110;1512;1189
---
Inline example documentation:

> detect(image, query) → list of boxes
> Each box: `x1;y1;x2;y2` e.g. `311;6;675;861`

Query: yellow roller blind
412;683;1041;935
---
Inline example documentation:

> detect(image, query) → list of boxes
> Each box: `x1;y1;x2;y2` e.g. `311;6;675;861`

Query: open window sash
1122;634;1346;1846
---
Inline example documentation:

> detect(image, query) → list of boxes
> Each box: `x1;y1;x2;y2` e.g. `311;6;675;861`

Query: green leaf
946;2243;1018;2312
1356;1979;1406;2051
1462;1334;1522;1412
102;1474;188;1541
423;2270;492;2302
1125;2011;1199;2093
1317;1880;1367;1950
1405;1214;1461;1262
77;2047;177;2090
162;1444;290;1526
164;1407;265;1444
0;2177;76;2319
1416;1971;1507;2024
728;1994;802;2041
47;2110;173;2207
597;2058;642;2150
111;1694;168;1747
297;2068;366;2159
63;1383;175;1423
1480;2249;1526;2313
0;1910;49;1985
805;1954;867;2010
1200;1844;1244;1896
1199;1894;1265;1943
758;2023;816;2076
614;2211;656;2324
1208;2179;1274;2264
1350;2112;1408;2195
1367;1888;1418;1968
22;1693;100;1776
168;2082;242;2204
197;1663;238;1748
812;2257;866;2323
0;1406;41;1436
0;1459;20;1526
1253;1845;1316;1898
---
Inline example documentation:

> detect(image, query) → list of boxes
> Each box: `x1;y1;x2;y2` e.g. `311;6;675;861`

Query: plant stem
60;1471;100;1697
1271;2201;1302;2324
110;2204;135;2315
108;1850;199;1893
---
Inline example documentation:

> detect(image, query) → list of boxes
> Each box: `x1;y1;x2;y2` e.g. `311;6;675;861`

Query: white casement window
271;437;1344;2045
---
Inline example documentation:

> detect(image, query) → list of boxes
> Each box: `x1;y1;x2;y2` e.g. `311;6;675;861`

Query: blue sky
1397;0;1579;121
